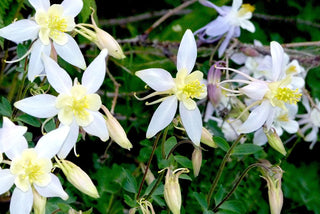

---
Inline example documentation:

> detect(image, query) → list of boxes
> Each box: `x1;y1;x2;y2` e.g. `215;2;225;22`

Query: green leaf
17;114;41;127
232;144;262;156
122;168;138;194
217;200;246;214
78;0;97;23
164;136;177;158
44;118;56;133
124;194;136;207
174;155;193;169
193;192;208;210
213;136;230;152
0;97;12;117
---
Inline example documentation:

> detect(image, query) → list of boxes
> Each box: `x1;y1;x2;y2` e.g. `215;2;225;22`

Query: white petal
305;127;318;143
232;0;242;10
205;16;230;37
61;0;83;17
83;111;109;141
253;128;268;146
146;95;178;138
29;0;50;11
0;19;39;43
179;102;202;146
42;54;73;94
238;100;271;133
28;40;51;82
35;126;70;159
82;49;108;93
58;122;79;159
270;41;284;80
239;80;268;100
240;20;255;33
10;187;33;214
14;94;59;118
218;27;234;58
281;120;299;134
135;68;175;91
5;137;28;160
199;0;225;14
34;173;68;200
54;34;86;70
177;29;197;74
0;169;15;194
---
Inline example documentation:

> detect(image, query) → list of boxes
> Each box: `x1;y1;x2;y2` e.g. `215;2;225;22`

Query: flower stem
207;134;244;208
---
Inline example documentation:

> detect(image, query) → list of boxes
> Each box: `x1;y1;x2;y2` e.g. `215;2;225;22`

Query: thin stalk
136;132;161;200
145;169;165;201
207;134;244;208
161;126;170;159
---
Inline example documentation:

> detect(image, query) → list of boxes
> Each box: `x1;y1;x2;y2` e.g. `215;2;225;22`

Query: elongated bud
259;160;283;214
104;107;133;150
58;159;99;198
68;208;82;214
32;188;46;214
91;12;125;59
201;127;217;148
163;168;189;214
207;61;224;107
263;127;286;156
140;163;155;185
138;198;156;214
192;147;202;177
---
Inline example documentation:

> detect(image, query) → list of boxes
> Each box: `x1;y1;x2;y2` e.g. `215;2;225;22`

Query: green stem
161;126;170;159
145;169;165;201
212;163;264;212
207;134;244;208
136;132;161;200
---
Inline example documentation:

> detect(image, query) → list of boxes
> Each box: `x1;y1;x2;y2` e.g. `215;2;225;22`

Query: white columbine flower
194;0;255;57
0;0;86;81
0;126;70;214
135;29;207;145
14;49;109;158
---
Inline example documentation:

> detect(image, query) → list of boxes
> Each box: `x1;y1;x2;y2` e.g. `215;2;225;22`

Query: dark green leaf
213;136;230;152
164;136;177;158
17;114;41;127
0;97;12;117
232;144;262;156
193;192;208;210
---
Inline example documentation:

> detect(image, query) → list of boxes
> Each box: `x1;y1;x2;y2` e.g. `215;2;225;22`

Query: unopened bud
264;127;286;156
32;188;46;214
104;108;133;150
163;168;189;214
68;208;83;214
200;127;217;148
207;62;224;107
259;160;283;214
192;147;202;177
59;159;99;198
138;198;155;214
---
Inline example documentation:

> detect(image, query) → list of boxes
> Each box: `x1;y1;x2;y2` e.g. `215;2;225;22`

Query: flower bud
59;159;99;198
259;160;283;214
263;127;286;156
163;168;189;214
192;147;202;177
32;188;46;214
138;198;155;214
200;127;217;148
104;108;133;150
207;61;224;107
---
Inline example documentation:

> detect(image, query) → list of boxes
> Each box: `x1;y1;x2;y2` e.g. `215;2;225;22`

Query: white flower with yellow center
0;126;69;214
14;49;109;158
0;0;85;81
195;0;255;57
135;30;207;145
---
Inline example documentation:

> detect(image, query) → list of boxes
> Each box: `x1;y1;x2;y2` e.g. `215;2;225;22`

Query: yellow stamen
238;4;255;16
48;15;68;40
275;88;301;105
182;80;205;99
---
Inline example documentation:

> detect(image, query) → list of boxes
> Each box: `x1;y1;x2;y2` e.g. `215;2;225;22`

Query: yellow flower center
286;65;297;75
238;4;255;16
10;149;52;192
47;15;68;40
277;113;289;122
182;80;205;99
56;84;102;126
274;87;301;105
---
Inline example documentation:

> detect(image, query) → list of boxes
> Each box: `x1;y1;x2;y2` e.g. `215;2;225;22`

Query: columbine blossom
0;0;86;81
195;0;255;57
0;126;70;214
14;49;109;158
135;29;207;145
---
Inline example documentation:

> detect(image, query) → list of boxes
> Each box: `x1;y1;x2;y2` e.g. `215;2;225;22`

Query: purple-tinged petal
82;49;108;94
34;173;68;200
0;169;15;194
14;94;59;118
135;68;175;91
177;29;197;74
205;16;230;38
61;0;83;17
218;27;234;57
179;102;202;146
146;95;177;138
29;0;50;11
58;122;79;159
10;187;33;214
0;19;39;43
199;0;226;15
83;111;109;141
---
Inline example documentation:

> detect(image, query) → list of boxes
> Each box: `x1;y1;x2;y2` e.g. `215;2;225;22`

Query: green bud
264;127;286;156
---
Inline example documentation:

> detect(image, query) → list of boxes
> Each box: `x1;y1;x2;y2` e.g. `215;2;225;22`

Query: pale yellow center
47;15;68;40
274;88;301;105
10;149;52;192
238;4;255;17
181;80;205;99
286;65;297;75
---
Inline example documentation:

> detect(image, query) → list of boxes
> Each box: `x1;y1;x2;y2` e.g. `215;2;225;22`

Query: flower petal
10;187;33;214
29;0;50;11
83;111;109;141
239;80;268;100
82;49;108;93
253;128;268;146
205;16;230;37
54;34;86;70
35;126;70;159
135;68;175;91
28;39;51;82
179;102;202;145
240;20;255;33
218;27;234;57
232;0;242;10
177;29;197;74
61;0;83;17
34;173;68;200
0;19;39;43
4;137;28;160
42;54;73;94
146;95;178;138
199;0;225;14
238;100;271;133
270;41;284;80
58;122;79;159
14;94;59;118
0;169;15;194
